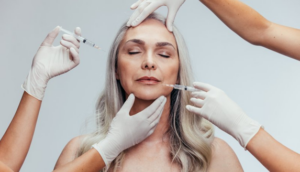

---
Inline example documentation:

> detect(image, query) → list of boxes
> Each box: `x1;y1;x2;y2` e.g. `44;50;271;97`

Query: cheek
117;58;137;94
157;59;179;97
160;60;179;83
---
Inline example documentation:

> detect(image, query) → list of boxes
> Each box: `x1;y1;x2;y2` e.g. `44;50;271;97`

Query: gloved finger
69;47;80;66
74;27;82;37
118;94;135;115
127;8;140;26
149;104;164;128
62;34;80;49
191;91;207;100
148;97;166;121
127;7;143;26
193;82;212;92
131;2;160;27
149;119;159;132
74;27;82;43
146;128;155;137
130;0;143;9
186;105;206;118
41;26;60;47
138;96;165;118
60;40;79;54
190;98;204;108
148;103;165;132
148;96;166;119
127;1;150;26
166;8;178;32
149;120;158;130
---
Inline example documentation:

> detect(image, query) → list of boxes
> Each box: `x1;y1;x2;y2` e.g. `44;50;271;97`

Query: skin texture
55;19;243;171
0;160;13;172
200;0;300;60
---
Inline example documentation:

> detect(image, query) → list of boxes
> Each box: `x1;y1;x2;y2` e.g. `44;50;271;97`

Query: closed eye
159;54;170;58
129;52;140;55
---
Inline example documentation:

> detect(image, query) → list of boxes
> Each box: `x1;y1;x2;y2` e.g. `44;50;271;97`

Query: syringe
59;26;100;50
164;84;200;92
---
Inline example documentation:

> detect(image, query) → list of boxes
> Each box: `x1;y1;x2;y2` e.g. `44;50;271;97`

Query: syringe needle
59;26;102;50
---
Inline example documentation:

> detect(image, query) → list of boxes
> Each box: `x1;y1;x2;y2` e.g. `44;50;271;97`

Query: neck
129;94;171;144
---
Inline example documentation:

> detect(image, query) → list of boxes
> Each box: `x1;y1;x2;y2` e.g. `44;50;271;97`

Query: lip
137;76;160;84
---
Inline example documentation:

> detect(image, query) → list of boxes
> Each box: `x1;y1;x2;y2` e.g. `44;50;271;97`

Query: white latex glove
186;82;261;148
92;94;166;165
22;26;81;100
127;0;186;32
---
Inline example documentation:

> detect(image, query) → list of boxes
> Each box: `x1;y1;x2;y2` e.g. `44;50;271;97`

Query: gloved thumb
166;8;177;32
118;94;135;115
41;26;60;47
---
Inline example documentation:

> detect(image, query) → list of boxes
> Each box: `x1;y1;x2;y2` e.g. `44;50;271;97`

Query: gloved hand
22;26;81;100
127;0;186;32
92;94;166;165
186;82;262;149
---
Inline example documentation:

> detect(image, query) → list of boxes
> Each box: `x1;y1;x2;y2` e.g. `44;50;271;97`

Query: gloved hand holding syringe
166;82;261;149
59;26;101;50
22;26;83;100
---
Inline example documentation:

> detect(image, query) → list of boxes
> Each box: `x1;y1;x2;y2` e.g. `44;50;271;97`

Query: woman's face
117;19;179;100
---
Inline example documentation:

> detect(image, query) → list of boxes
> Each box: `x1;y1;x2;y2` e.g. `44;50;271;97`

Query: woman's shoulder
207;137;244;172
54;135;86;169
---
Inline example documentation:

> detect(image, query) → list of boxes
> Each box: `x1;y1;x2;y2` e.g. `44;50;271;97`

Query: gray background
1;0;299;171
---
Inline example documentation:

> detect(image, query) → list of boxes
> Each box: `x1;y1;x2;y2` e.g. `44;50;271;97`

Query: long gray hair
76;13;214;172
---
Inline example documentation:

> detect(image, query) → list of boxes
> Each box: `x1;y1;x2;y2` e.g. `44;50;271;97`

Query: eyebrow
124;39;176;50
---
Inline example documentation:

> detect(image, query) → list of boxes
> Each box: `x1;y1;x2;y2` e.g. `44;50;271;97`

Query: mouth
136;76;160;85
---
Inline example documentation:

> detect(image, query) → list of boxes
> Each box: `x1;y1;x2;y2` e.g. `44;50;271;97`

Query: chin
131;88;171;101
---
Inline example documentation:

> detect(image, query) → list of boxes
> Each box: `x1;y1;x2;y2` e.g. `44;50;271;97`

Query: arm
246;128;300;172
200;0;300;60
0;26;81;171
54;149;105;172
53;137;105;172
0;92;41;171
208;138;243;171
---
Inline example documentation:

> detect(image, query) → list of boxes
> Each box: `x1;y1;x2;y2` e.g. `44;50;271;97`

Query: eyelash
128;52;140;55
128;52;170;58
159;54;170;58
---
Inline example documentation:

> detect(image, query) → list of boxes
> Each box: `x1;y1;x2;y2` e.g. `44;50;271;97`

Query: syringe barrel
83;39;95;47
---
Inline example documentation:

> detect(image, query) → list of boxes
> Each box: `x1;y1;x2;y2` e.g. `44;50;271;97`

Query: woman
127;0;300;171
54;13;242;171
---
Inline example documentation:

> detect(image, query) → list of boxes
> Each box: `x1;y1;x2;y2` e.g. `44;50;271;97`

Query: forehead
121;19;177;49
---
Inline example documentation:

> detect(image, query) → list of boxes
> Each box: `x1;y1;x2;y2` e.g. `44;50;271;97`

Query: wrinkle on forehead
121;19;178;51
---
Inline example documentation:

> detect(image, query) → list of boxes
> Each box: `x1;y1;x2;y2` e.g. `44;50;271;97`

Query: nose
141;53;157;70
